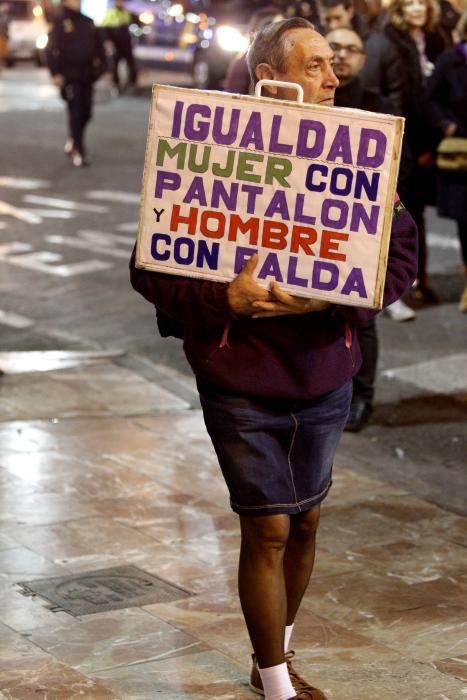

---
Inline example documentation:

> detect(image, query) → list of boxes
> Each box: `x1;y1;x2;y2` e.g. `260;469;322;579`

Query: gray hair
246;17;315;85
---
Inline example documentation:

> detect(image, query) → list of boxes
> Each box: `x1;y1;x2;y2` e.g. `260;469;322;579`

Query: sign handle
255;80;304;104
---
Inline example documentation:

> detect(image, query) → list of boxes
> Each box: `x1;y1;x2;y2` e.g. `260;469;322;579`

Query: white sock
284;623;294;652
258;662;295;700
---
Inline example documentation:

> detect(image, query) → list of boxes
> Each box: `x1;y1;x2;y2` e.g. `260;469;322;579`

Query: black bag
155;308;184;340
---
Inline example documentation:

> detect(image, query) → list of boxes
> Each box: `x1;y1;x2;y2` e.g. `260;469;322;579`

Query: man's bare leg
283;505;321;625
238;513;290;668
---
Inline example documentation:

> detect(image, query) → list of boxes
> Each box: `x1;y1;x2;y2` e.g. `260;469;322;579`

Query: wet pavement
0;67;466;699
0;350;466;699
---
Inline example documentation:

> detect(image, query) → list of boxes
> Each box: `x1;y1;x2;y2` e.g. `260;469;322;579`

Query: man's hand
52;74;65;88
227;255;272;315
252;281;330;317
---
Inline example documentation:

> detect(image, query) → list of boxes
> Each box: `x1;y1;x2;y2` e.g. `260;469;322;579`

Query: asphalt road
1;66;466;513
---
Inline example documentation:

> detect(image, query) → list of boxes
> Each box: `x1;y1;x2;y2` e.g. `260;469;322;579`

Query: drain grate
17;565;192;616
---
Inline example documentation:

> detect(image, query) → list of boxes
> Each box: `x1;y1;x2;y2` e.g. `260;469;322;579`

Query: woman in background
385;0;446;303
427;10;467;311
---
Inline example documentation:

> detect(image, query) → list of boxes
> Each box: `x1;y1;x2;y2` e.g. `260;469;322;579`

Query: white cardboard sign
136;84;404;309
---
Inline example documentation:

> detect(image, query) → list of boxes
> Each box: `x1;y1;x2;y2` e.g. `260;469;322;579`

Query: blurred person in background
320;0;417;325
327;27;385;431
225;6;285;94
320;0;405;114
385;0;447;304
353;0;389;31
427;9;467;311
439;0;461;43
46;0;107;167
328;25;386;109
285;0;324;32
101;0;138;94
327;26;414;429
0;2;9;71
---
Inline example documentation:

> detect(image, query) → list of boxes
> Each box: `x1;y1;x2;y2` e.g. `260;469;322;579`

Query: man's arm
130;246;327;324
426;55;457;136
251;201;417;322
335;201;418;323
380;37;405;117
131;248;275;327
46;21;62;79
130;200;417;325
130;247;231;327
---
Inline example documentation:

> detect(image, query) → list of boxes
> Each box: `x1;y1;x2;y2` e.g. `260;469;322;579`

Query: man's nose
325;66;340;88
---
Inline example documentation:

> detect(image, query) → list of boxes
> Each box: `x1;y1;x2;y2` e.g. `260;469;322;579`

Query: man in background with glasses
321;0;404;115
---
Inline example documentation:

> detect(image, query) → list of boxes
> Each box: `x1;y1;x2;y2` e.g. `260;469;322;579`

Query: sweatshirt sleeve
334;199;418;323
129;247;231;329
46;22;61;76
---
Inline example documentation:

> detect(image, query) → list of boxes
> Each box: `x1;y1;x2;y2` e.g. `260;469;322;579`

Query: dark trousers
112;42;137;87
402;163;436;285
353;318;378;404
62;80;93;153
457;221;467;267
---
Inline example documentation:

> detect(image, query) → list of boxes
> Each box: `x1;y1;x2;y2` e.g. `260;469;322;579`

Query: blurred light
216;25;248;53
82;0;107;23
175;14;185;23
167;3;184;16
36;33;48;49
203;28;213;39
164;51;175;61
32;5;43;17
186;12;200;23
200;39;209;48
139;11;154;24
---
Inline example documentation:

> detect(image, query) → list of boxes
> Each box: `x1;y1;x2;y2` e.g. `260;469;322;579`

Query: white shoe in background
384;299;416;322
64;138;74;156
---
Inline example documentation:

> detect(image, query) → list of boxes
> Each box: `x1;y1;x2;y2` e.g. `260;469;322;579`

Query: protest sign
136;84;404;308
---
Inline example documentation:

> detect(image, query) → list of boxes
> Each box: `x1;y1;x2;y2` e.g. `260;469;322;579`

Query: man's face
260;28;339;106
326;27;365;84
322;3;354;31
401;0;427;28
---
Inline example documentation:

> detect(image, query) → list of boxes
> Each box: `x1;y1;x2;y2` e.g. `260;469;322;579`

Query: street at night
0;62;466;698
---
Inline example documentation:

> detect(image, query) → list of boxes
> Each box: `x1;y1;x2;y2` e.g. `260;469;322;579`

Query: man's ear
255;63;278;95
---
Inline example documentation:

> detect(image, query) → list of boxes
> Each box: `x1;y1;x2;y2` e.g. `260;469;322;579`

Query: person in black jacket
101;0;138;94
326;26;415;432
427;10;467;311
46;0;107;167
385;0;446;302
320;0;405;115
326;26;383;432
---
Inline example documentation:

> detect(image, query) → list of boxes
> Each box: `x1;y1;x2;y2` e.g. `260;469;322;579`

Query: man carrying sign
130;17;417;700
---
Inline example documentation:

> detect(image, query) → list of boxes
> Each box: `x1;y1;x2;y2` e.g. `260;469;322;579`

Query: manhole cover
17;565;192;616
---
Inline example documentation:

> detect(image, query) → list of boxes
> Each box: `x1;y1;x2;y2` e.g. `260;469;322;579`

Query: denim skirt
197;378;352;516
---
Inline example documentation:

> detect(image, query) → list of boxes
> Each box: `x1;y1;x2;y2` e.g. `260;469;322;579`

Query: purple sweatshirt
130;201;418;400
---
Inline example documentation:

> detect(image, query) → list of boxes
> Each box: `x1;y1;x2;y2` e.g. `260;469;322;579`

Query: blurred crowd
226;0;467;312
223;0;467;430
0;0;466;428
